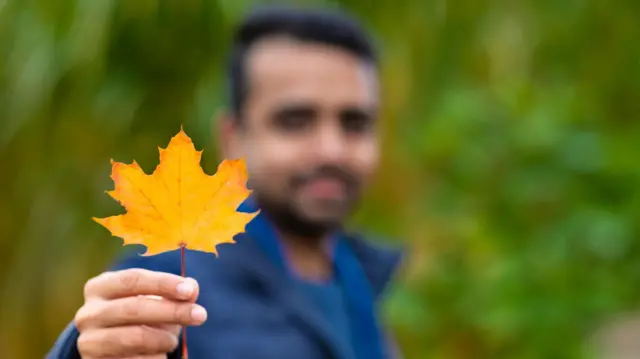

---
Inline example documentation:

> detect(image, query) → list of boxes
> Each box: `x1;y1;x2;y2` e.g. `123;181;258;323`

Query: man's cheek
355;156;378;183
255;171;291;196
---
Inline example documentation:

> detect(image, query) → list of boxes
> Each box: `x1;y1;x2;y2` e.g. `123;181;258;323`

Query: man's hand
74;268;207;359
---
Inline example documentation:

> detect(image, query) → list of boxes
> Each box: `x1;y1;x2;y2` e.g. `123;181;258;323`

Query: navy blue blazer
47;231;404;359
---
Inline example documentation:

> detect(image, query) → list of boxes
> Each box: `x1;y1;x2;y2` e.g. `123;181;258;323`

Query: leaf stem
180;244;188;359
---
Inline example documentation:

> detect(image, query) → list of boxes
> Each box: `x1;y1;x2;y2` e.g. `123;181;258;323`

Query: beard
255;193;332;239
252;165;361;240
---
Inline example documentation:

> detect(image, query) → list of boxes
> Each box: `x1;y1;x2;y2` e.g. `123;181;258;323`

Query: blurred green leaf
1;0;640;358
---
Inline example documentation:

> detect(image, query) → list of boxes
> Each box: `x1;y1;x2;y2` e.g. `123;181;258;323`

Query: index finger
84;268;199;301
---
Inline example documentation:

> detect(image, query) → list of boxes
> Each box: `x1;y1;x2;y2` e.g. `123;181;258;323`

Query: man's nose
313;124;347;163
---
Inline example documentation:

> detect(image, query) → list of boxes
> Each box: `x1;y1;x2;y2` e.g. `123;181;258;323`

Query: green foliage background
1;0;639;358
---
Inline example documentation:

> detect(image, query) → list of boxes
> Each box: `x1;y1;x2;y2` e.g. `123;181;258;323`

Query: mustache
291;165;358;190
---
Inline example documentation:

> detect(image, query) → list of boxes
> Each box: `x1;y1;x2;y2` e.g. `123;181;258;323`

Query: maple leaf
93;127;259;256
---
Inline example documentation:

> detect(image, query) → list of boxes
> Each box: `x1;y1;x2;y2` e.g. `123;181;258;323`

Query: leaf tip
176;126;191;140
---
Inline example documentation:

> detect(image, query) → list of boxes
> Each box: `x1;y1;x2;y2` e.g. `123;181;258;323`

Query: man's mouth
302;177;346;199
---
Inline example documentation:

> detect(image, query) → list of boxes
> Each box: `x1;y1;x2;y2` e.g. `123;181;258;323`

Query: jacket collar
341;232;404;300
222;198;404;359
236;197;404;298
224;231;403;359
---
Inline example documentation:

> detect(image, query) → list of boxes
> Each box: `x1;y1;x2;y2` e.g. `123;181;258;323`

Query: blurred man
48;5;403;359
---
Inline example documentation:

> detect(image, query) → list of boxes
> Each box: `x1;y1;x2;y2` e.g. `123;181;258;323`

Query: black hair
226;5;378;117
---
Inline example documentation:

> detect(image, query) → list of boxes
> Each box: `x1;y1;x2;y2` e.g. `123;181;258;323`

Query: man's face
222;36;380;237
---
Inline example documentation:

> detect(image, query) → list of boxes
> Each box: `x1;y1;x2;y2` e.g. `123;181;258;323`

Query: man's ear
215;111;240;160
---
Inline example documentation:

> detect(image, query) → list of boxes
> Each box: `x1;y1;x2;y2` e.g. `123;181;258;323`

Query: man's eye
273;108;315;130
341;110;372;133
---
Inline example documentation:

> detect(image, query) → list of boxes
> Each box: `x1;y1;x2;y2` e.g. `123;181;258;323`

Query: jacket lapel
234;197;404;359
342;233;404;300
235;233;354;359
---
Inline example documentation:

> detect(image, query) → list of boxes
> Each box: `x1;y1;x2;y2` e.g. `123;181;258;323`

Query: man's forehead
244;36;378;99
246;35;364;63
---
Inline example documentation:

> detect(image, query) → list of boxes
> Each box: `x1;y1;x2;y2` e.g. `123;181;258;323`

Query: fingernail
191;305;207;322
176;280;194;297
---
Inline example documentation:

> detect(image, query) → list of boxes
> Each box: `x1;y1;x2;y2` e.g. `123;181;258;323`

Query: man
588;312;640;359
48;5;404;359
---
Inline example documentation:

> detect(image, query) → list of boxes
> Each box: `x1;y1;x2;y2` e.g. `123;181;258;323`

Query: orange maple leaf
93;127;259;256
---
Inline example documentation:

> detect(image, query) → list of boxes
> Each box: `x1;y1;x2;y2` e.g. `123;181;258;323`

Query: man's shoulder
345;231;405;258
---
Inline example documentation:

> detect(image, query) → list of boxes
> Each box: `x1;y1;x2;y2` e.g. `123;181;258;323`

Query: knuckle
128;326;150;349
73;305;88;330
124;326;176;353
119;268;143;292
83;273;103;299
76;330;104;356
173;302;190;322
85;271;117;299
119;296;144;319
76;333;91;354
74;303;98;330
